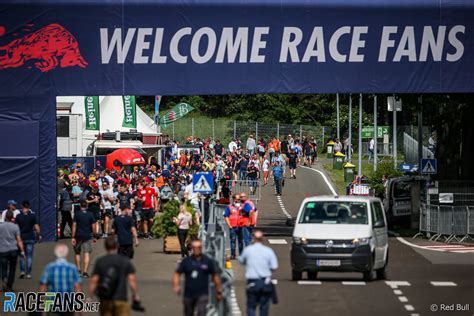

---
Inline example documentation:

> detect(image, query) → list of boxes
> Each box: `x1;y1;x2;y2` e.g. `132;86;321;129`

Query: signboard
193;172;214;194
421;159;437;175
350;184;370;196
361;126;390;139
399;163;417;173
387;97;402;111
439;193;454;204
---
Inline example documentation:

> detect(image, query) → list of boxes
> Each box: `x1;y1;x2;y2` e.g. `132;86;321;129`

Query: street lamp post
358;94;362;177
374;95;378;172
348;94;352;162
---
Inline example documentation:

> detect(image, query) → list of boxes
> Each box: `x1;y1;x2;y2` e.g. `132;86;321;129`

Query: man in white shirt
1;200;20;222
246;135;256;155
228;139;238;153
369;138;375;162
184;180;200;217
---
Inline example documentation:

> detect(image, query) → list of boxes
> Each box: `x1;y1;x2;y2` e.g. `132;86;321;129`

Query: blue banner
0;0;473;96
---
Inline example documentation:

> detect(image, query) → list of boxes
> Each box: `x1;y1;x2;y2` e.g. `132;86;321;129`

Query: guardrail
414;204;474;243
201;201;234;316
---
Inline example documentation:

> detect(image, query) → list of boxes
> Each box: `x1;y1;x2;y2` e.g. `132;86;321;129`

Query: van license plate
317;260;341;267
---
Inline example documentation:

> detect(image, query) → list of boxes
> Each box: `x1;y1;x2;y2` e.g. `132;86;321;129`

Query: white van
290;196;388;281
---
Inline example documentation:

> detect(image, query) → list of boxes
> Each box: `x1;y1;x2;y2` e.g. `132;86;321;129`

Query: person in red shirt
136;180;157;239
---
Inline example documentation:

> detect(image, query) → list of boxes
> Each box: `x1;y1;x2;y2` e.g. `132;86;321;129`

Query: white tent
57;95;159;136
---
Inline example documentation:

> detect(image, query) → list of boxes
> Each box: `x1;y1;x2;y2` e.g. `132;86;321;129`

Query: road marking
398;296;408;303
272;279;278;285
397;237;474;253
297;280;322;285
275;195;292;219
268;239;288;245
342;281;366;285
229;287;242;316
385;281;411;289
393;290;403;295
430;281;457;286
411;314;420;316
300;166;338;195
404;305;415;311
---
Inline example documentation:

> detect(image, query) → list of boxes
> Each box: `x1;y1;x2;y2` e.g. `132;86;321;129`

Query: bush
151;200;198;238
367;161;403;199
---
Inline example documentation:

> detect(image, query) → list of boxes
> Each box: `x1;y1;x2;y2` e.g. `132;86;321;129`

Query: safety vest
240;199;256;226
227;205;241;227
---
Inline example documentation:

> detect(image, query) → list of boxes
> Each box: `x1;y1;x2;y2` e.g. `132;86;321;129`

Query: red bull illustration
0;23;87;72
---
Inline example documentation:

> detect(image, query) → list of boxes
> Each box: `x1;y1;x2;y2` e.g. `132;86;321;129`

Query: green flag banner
84;96;100;130
122;95;137;128
160;103;195;127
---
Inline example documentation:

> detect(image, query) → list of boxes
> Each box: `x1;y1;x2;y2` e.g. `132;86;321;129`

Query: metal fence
414;203;473;243
201;201;235;316
403;132;434;164
161;116;332;148
226;180;261;204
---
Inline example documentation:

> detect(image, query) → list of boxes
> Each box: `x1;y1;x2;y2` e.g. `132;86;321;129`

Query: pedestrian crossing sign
193;172;214;193
421;158;437;175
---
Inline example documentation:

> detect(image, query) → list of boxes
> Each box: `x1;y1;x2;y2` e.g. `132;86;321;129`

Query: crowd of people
0;132;319;316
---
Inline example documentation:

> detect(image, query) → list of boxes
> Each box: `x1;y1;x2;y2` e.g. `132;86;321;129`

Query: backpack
96;266;119;300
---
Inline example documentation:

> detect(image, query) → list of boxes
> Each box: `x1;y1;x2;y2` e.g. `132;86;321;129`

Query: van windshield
298;201;368;225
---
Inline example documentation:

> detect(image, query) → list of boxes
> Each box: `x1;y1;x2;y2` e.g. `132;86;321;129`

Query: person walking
112;206;139;259
0;210;25;291
239;230;278;316
1;200;20;222
262;155;270;186
59;187;74;238
16;200;41;279
89;237;143;316
173;204;193;258
100;181;116;238
240;193;257;247
39;243;82;298
271;161;284;196
246;134;256;156
224;194;244;260
72;201;97;278
173;239;222;316
287;148;298;179
368;138;375;163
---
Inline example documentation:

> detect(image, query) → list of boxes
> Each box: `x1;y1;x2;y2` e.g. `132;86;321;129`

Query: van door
371;202;387;267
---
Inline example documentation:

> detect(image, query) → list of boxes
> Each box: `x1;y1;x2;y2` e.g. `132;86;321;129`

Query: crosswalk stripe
404;305;415;311
398;296;408;303
393;290;403;295
385;281;411;288
430;281;457;286
297;281;322;285
342;281;366;285
268;239;288;245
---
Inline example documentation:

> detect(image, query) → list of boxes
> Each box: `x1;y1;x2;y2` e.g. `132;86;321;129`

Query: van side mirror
373;219;385;228
286;218;295;227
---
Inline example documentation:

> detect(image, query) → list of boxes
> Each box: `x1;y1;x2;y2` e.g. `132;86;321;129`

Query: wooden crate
163;235;181;254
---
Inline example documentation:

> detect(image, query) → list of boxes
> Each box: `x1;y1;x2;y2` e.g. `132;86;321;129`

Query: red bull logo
0;23;87;72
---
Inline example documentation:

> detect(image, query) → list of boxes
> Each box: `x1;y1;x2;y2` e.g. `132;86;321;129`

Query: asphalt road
232;163;474;316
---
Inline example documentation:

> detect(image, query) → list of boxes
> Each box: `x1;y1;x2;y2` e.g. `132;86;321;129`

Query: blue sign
421;159;437;175
193;172;214;194
399;163;417;173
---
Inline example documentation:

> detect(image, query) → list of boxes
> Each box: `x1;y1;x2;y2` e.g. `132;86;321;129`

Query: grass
322;153;374;195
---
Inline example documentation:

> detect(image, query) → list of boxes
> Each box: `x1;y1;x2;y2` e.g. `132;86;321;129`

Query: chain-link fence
160;116;332;147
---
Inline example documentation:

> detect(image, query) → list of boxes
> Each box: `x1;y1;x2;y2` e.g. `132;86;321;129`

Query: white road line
385;281;411;289
411;314;420;316
424;245;463;248
268;239;288;245
430;281;457;286
398;296;409;303
397;237;474;253
300;166;338;195
342;281;366;286
229;288;242;316
404;305;415;311
297;280;322;285
393;290;403;295
272;279;278;285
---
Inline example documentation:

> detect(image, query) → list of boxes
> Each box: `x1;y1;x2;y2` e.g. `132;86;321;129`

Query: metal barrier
414;203;473;243
227;180;261;204
202;201;234;316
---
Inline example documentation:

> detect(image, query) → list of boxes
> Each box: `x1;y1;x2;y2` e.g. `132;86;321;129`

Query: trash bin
343;162;356;182
333;152;346;170
326;140;335;158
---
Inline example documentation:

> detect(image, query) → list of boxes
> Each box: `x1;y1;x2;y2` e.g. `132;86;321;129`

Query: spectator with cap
239;230;278;316
16;200;41;279
0;210;26;291
39;243;82;296
1;200;20;222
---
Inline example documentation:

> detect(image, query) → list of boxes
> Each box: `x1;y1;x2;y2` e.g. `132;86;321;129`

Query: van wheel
363;254;375;281
376;251;389;280
292;269;302;281
307;271;318;280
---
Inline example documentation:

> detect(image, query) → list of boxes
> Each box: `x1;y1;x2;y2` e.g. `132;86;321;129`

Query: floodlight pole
358;94;363;177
